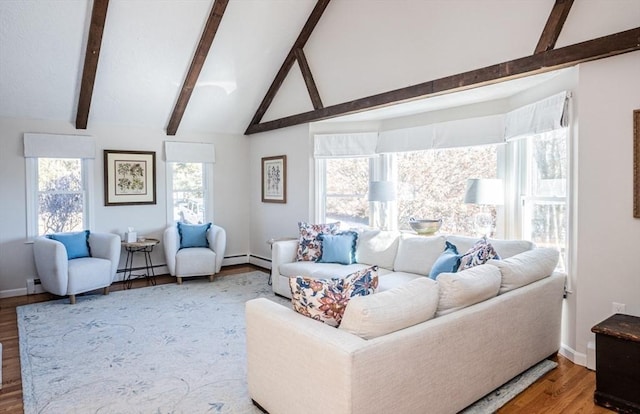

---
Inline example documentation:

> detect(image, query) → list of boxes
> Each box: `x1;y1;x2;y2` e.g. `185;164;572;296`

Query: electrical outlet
612;302;626;314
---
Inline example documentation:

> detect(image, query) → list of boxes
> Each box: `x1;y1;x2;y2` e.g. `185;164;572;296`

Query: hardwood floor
0;265;612;413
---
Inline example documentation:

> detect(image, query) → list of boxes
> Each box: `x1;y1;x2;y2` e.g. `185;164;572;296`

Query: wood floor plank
1;265;612;413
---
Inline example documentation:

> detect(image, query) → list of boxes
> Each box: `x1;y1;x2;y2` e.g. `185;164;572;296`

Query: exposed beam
166;0;229;136
245;0;331;131
246;27;640;135
75;0;109;130
294;48;323;110
535;0;574;54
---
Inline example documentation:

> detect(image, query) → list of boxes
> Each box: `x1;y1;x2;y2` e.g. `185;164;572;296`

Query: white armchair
33;232;121;304
164;224;226;284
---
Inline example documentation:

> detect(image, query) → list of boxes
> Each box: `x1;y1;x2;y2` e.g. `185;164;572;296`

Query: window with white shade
24;133;95;239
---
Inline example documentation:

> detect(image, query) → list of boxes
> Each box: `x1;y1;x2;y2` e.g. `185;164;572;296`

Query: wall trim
559;342;587;367
249;255;271;270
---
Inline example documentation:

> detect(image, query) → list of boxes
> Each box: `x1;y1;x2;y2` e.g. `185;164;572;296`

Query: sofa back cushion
339;277;439;339
488;248;559;294
355;230;399;270
446;235;534;259
435;264;501;317
393;234;446;276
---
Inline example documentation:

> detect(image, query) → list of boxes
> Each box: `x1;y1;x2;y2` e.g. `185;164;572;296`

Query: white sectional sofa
246;230;566;414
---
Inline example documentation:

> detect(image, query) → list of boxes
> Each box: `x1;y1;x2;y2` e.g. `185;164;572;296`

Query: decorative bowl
409;218;443;235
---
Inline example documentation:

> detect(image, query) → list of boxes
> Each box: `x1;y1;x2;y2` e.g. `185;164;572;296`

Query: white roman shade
377;114;505;153
24;133;95;158
504;91;569;140
165;141;216;163
314;132;378;158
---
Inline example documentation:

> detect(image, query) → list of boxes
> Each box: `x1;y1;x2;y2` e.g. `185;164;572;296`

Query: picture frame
262;155;287;203
104;150;156;206
634;110;640;217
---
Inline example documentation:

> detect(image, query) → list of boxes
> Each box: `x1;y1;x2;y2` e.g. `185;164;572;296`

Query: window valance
504;91;569;141
165;141;216;163
314;132;378;158
24;133;95;159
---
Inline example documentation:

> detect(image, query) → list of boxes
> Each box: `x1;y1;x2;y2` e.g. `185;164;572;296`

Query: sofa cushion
393;234;446;276
47;230;91;260
340;277;439;339
436;264;501;316
446;235;534;259
355;230;399;270
289;266;379;327
429;241;461;279
378;272;423;291
280;262;371;279
488;248;560;294
317;231;358;265
457;237;500;271
295;221;340;262
178;222;211;249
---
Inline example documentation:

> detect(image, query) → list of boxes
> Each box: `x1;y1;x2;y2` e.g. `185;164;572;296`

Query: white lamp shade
464;179;504;205
368;181;397;202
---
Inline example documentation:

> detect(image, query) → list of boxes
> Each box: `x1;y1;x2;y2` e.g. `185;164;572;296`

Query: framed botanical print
262;155;287;203
104;150;156;206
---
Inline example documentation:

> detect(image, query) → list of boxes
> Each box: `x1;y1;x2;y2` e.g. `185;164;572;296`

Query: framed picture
634;110;640;217
262;155;287;203
104;150;156;206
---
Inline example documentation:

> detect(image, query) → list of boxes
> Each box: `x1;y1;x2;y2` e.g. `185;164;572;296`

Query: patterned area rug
18;271;555;413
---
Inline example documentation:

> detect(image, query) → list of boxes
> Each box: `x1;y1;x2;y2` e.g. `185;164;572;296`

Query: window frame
165;161;214;226
25;157;94;240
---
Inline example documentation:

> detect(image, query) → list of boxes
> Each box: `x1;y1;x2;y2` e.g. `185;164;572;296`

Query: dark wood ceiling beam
535;0;574;54
246;0;331;130
166;0;229;136
245;27;640;135
294;48;323;110
75;0;109;130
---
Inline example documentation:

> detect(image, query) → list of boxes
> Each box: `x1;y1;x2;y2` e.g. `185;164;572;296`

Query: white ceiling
1;0;638;135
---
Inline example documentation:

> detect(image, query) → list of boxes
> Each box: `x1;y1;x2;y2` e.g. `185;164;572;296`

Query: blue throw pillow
47;230;91;260
178;222;212;249
317;231;358;265
429;241;460;279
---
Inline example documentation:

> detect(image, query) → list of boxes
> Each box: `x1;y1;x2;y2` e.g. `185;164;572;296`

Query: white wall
248;124;313;263
0;117;249;295
571;51;640;363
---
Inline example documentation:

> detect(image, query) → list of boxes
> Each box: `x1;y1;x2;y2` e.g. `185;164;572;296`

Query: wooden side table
121;238;160;289
591;313;640;413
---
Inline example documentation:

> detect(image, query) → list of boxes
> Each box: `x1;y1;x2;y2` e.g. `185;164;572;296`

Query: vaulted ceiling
1;0;638;136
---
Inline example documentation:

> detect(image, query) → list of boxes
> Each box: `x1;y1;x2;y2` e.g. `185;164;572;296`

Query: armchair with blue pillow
163;222;226;284
33;230;121;304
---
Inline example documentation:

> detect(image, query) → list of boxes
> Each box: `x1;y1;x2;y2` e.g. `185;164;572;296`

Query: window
168;162;208;224
396;144;500;235
516;128;569;271
26;157;92;239
320;157;371;228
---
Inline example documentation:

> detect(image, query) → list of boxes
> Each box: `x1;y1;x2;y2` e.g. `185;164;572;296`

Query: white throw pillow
393;234;446;276
355;230;400;270
435;264;501;317
488;248;559;294
340;277;439;339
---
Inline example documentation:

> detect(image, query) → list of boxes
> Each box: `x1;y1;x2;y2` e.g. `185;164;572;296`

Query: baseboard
559;343;587;367
249;255;271;269
0;287;29;299
222;255;250;266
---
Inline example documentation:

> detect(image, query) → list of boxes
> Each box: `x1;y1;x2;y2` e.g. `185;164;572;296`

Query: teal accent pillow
317;231;358;265
429;241;460;279
47;230;91;260
178;222;212;249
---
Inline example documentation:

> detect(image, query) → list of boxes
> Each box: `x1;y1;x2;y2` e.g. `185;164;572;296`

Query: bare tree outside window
37;158;84;234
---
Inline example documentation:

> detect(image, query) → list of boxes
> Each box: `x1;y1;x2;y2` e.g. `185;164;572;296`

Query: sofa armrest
33;237;68;296
207;224;226;273
88;232;121;280
246;298;365;414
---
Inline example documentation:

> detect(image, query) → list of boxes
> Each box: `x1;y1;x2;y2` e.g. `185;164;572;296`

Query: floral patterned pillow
295;221;340;262
289;266;379;327
457;236;500;271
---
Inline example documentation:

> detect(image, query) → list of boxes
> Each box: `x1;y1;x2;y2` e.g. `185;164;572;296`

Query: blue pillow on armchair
46;230;91;260
317;231;358;265
178;222;212;249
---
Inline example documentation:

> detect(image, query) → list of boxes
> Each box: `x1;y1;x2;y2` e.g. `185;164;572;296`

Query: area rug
18;271;555;414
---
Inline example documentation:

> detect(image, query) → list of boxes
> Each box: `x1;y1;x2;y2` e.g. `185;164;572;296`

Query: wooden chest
591;313;640;413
